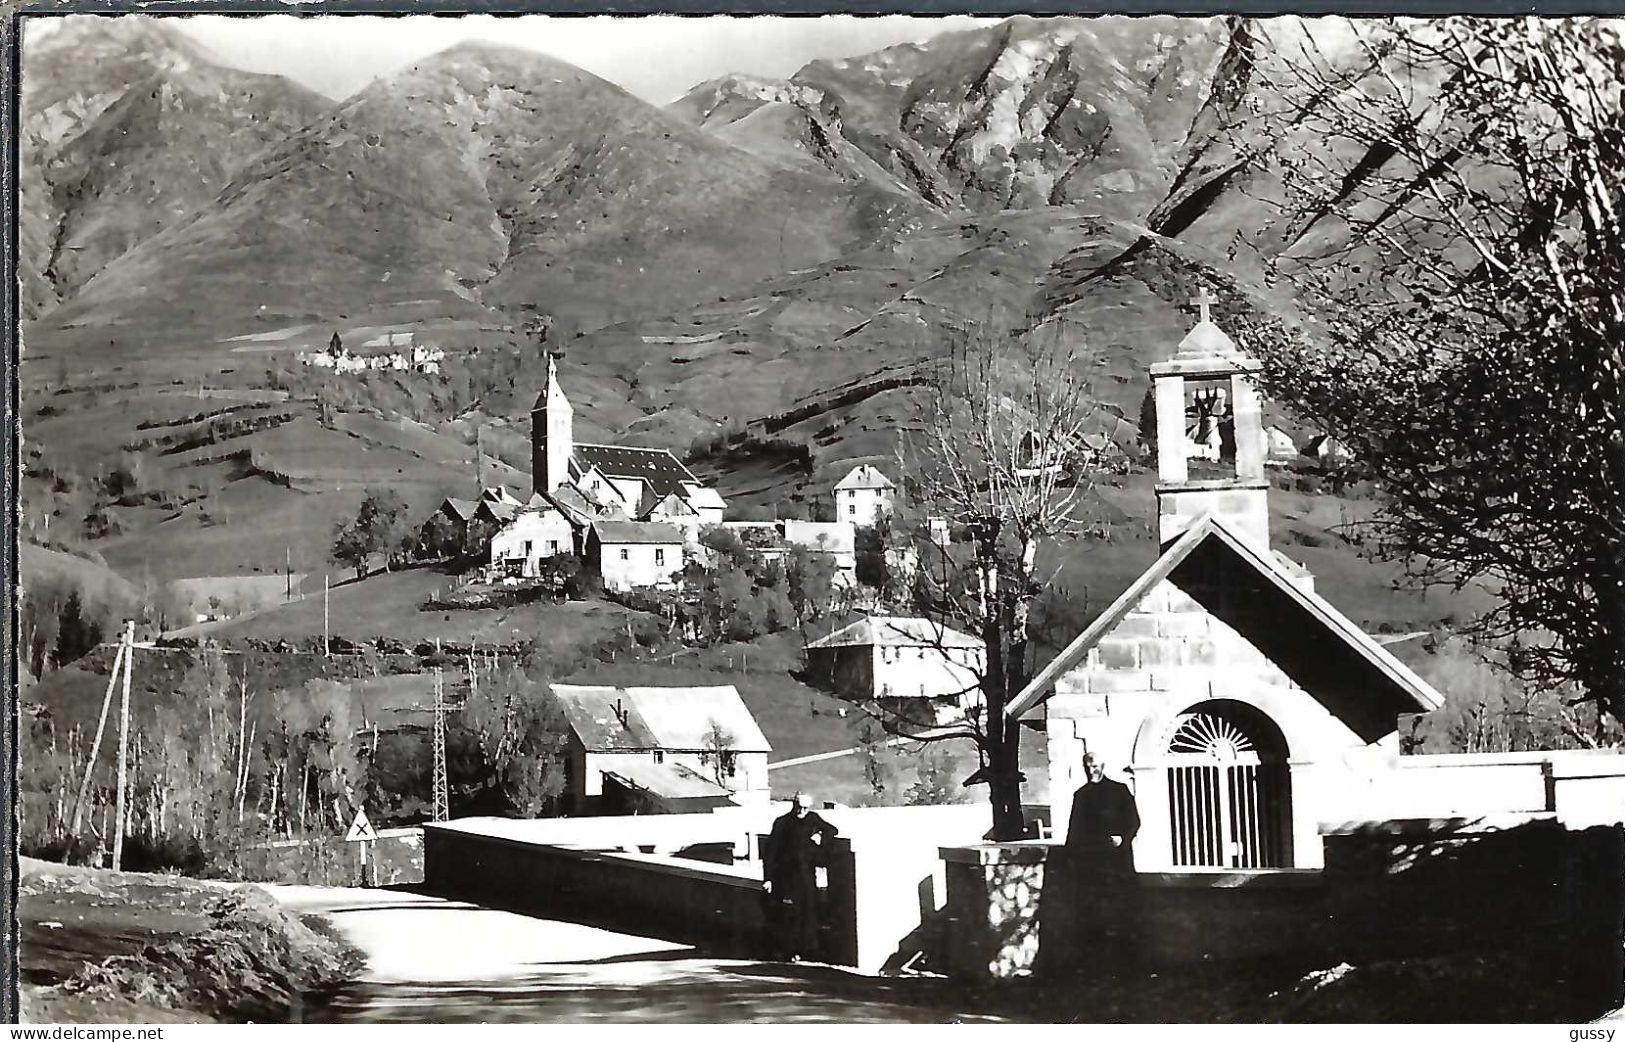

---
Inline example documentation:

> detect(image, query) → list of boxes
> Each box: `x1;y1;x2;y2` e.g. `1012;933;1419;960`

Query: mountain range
20;15;1435;620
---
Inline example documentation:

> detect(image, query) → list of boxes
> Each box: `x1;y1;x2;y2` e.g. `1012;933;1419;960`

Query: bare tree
883;314;1105;840
703;718;736;787
1226;18;1625;728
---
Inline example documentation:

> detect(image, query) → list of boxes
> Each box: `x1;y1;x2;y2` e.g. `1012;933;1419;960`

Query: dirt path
267;885;1003;1023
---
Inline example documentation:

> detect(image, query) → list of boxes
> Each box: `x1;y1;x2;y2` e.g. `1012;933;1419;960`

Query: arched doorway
1165;700;1292;869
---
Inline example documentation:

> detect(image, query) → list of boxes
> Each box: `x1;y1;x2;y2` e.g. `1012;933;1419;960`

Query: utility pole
111;620;135;871
323;574;330;658
285;546;292;602
71;634;128;837
431;668;449;823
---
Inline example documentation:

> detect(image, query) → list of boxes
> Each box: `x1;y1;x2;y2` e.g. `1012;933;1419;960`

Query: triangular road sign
344;808;379;843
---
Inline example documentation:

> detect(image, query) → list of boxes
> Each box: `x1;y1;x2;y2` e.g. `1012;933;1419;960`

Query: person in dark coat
763;792;840;962
1066;753;1140;873
1063;753;1142;970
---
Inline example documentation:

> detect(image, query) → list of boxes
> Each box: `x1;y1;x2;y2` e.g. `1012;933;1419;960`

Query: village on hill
13;11;1625;1028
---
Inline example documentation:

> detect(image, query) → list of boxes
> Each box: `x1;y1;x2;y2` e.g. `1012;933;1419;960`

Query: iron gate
1166;708;1289;868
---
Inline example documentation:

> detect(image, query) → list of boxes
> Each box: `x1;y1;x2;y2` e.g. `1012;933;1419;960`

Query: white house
587;521;685;592
680;483;727;527
1263;425;1298;464
489;506;574;579
834;465;895;527
646;491;705;548
551;683;773;815
782;519;857;577
804;615;986;726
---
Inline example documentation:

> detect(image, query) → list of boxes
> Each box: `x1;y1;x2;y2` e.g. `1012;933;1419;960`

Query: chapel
1008;292;1445;871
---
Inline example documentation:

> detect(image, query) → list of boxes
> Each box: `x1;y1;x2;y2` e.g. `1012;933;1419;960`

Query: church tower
1150;289;1269;548
531;353;574;495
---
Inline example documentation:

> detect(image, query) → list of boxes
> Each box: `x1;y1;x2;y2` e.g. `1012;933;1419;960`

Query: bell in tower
1149;289;1269;548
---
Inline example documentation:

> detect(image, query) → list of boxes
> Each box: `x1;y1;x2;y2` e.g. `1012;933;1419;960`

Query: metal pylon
431;667;449;822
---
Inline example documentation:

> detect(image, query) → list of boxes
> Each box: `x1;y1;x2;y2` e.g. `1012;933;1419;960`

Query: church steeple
1150;289;1269;548
531;352;574;495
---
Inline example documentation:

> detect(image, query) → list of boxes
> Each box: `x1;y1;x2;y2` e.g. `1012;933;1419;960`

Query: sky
133;14;1001;104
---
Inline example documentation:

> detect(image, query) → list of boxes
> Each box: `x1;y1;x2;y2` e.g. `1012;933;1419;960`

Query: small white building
588;521;685;592
1263;425;1298;464
782;519;857;577
489;507;574;579
804;615;986;726
646;491;705;548
551;683;773;815
834;465;895;527
1305;434;1355;467
719;521;790;565
679;483;727;527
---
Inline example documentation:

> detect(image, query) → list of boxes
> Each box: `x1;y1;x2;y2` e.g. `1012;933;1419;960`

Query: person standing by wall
763;792;840;963
1062;752;1141;971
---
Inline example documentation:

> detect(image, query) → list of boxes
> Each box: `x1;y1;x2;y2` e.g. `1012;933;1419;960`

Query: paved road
269;885;1004;1023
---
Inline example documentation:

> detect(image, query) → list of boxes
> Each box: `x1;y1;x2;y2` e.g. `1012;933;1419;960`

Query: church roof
1006;516;1445;734
572;443;698;501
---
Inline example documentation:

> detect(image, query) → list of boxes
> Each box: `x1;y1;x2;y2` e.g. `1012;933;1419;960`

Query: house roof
572;443;698;501
551;684;771;753
481;487;523;506
1005;516;1446;738
647;491;699;519
602;761;735;803
440;498;478;523
494;506;568;534
476;499;521;524
807;615;984;651
682;484;727;511
835;464;895;491
590;520;685;545
539;485;625;528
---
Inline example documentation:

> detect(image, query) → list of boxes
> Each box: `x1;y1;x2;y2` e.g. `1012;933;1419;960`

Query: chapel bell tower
531;352;574;495
1151;289;1269;548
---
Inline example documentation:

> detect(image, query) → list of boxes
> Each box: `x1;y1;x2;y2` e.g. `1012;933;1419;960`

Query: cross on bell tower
1149;288;1270;548
1190;287;1218;326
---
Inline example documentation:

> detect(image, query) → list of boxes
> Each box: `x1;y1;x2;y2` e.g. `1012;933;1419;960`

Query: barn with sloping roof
551;684;772;815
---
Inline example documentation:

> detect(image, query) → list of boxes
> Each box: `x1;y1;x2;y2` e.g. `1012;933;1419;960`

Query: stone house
587;521;685;592
550;683;772;815
488;506;574;579
834;465;894;527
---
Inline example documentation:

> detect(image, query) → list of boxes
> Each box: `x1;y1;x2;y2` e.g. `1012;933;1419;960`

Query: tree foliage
1240;18;1625;725
332;488;411;580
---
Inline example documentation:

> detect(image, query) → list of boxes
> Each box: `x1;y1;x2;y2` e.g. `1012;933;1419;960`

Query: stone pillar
1229;372;1266;481
1128;764;1172;872
939;844;1052;979
1153;374;1188;484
